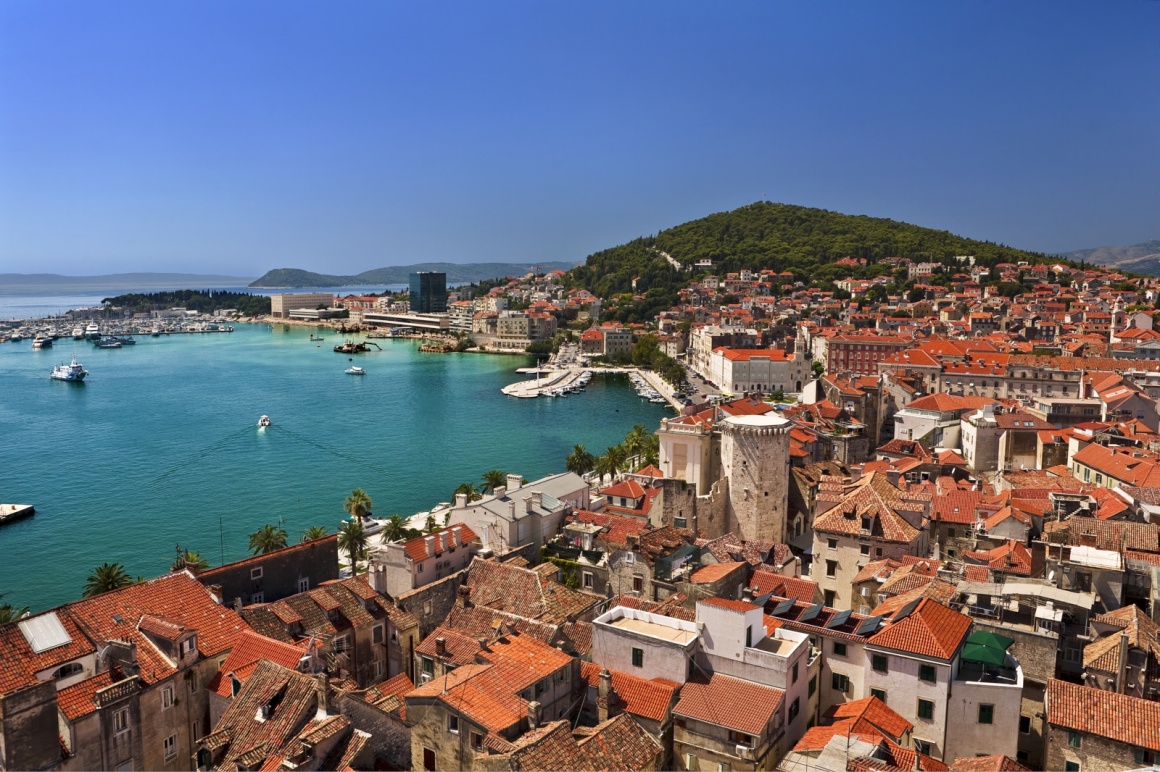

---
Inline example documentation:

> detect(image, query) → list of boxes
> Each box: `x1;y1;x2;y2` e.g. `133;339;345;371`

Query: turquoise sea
0;324;667;611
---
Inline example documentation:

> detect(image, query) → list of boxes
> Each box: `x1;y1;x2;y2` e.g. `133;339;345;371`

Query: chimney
494;485;507;500
525;497;534;514
597;668;613;723
451;527;462;547
527;700;542;729
455;493;468;508
425;535;435;556
530;491;543;510
1117;631;1129;694
208;584;223;604
457;585;472;608
315;673;330;717
506;474;523;492
435;637;446;656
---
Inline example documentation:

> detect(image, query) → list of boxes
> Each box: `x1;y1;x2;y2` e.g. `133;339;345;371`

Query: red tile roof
826;696;913;743
65;573;249;687
673;673;784;735
1047;678;1160;752
699;597;760;614
867;598;972;661
209;629;306;698
57;671;115;721
688;562;745;584
748;571;819;603
402;524;478;562
579;662;677;722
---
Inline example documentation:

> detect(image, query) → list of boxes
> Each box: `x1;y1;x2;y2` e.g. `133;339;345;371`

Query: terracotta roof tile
580;662;677;723
56;671;115;721
209;629;306;698
688;562;745;584
673;673;784;735
867;598;971;660
64;573;249;687
1047;678;1160;752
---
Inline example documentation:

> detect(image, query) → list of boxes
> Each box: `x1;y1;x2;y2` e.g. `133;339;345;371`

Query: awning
961;629;1015;666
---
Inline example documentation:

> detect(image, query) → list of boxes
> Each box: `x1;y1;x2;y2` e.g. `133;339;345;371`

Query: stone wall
397;571;466;640
337;693;412;770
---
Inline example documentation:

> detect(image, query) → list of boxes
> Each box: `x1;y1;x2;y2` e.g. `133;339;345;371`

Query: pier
0;504;34;525
501;365;684;409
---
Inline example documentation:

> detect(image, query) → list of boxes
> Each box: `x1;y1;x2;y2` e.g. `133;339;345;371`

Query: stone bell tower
719;412;792;543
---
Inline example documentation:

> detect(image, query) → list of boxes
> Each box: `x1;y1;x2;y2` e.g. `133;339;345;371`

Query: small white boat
345;366;366;375
72;327;84;340
257;415;271;427
84;323;100;340
50;356;88;382
32;335;52;349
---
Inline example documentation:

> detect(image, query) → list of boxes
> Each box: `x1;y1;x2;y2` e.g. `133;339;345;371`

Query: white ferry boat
50;356;88;382
345;366;366;375
84;323;100;340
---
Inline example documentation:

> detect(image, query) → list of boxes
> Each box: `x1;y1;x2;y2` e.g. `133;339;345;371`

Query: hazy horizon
2;2;1158;276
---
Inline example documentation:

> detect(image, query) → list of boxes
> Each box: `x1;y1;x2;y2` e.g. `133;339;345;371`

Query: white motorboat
84;323;100;340
32;335;52;349
50;356;88;382
72;327;84;340
345;366;366;375
257;415;271;427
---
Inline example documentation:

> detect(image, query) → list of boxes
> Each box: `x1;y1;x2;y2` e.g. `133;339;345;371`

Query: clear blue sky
1;1;1158;277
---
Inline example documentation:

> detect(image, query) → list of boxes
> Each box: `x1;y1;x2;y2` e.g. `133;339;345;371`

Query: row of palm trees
565;424;660;481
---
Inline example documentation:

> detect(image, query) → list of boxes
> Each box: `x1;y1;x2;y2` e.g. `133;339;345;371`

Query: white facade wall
943;674;1022;762
862;649;953;760
590;607;699;684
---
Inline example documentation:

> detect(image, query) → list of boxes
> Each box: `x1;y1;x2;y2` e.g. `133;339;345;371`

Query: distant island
1064;240;1160;276
0;272;255;293
249;261;580;288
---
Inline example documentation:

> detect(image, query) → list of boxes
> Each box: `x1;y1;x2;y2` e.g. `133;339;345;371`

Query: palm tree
454;482;481;503
302;525;329;542
481;469;508;494
641;434;660;467
83;563;134;597
344;488;373;520
592;453;614;483
381;515;409;543
566;444;596;476
424;514;441;534
600;445;627;480
624;425;649;458
0;595;28;623
248;524;289;555
171;548;210;573
337;519;368;573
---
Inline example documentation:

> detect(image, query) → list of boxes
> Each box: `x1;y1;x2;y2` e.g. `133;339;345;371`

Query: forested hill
569;202;1064;300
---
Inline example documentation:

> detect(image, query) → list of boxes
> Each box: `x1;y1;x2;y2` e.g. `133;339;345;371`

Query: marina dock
501;365;684;409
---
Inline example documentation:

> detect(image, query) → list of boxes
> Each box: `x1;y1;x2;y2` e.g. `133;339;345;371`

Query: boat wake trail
266;425;395;479
144;426;256;492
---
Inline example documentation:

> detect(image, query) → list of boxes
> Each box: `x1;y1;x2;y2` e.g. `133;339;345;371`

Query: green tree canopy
344;488;373;519
83;563;134;597
248;524;289;555
302;525;330;542
337;519;368;573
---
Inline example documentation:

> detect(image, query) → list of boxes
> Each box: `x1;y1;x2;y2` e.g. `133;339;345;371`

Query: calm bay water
0;324;667;611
